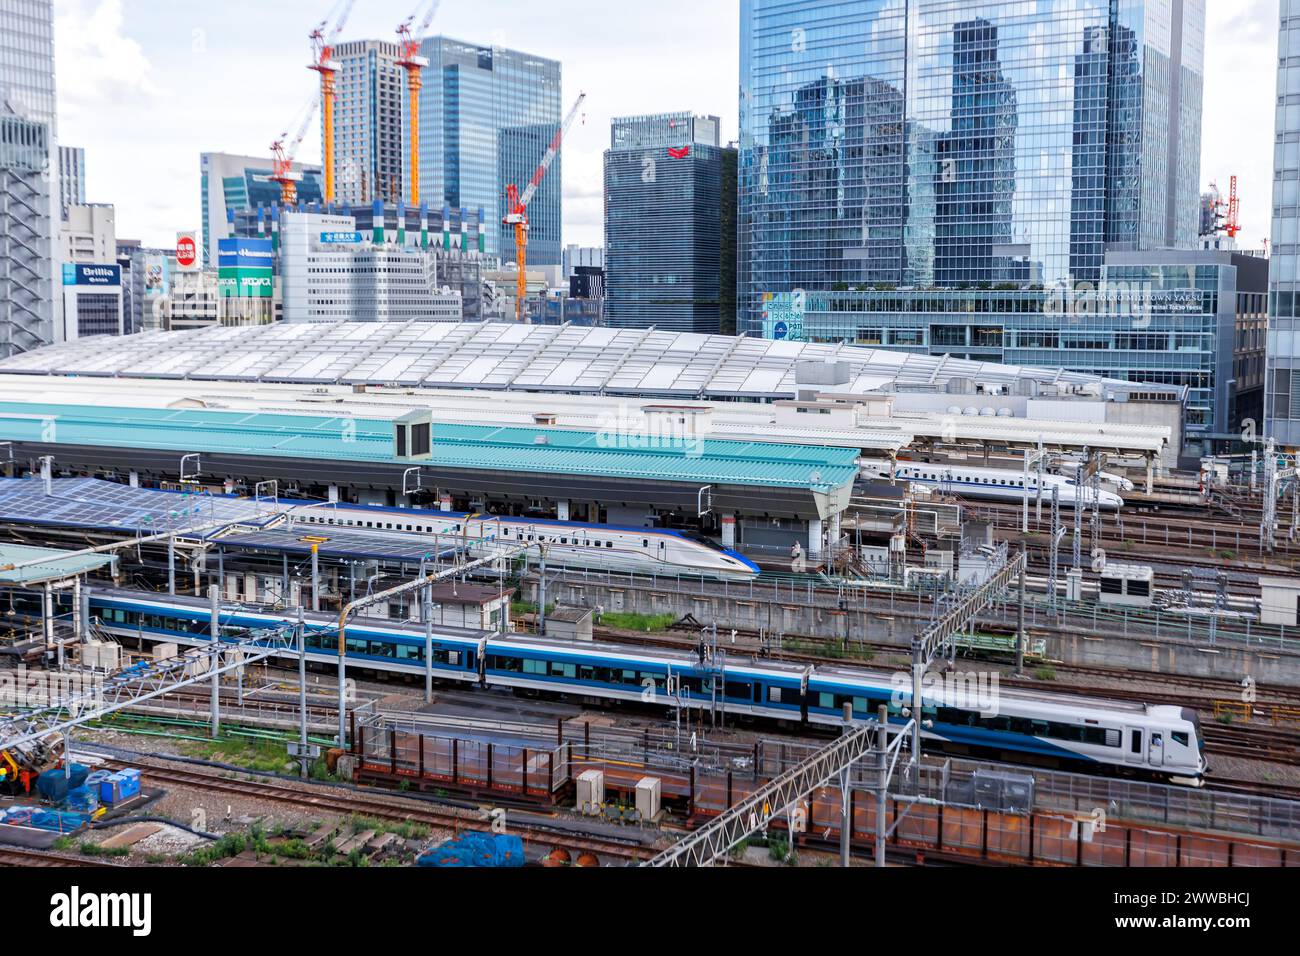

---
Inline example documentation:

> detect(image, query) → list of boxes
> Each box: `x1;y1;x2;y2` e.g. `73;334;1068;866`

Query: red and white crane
504;91;587;322
271;96;320;205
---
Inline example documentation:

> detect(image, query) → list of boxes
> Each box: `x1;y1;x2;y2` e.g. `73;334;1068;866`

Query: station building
0;320;1180;559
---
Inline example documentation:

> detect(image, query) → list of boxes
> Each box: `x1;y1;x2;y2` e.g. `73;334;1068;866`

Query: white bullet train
860;461;1125;510
283;502;762;581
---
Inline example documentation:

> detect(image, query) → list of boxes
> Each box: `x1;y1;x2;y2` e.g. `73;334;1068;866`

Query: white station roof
0;321;1173;402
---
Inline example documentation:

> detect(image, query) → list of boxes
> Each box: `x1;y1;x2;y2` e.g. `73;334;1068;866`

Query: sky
54;0;1277;252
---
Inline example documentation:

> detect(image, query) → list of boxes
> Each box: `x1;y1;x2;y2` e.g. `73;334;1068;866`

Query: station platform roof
0;373;1172;459
215;525;465;565
0;542;115;586
0;402;861;495
0;477;282;533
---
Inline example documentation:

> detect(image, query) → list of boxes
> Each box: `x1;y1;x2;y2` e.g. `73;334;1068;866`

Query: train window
549;662;577;679
1129;580;1151;597
768;687;783;703
519;658;543;675
817;693;835;709
643;540;649;548
606;542;613;548
1172;732;1189;747
448;651;460;667
621;669;638;685
725;682;751;700
1130;730;1142;754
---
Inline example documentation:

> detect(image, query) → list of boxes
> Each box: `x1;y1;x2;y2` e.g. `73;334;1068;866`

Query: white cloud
54;0;158;116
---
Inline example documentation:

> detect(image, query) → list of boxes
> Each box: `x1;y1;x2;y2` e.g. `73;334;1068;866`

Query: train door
1124;727;1145;765
1148;732;1165;767
657;539;667;566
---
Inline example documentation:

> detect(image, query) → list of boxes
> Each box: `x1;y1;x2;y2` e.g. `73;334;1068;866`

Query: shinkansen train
281;502;761;582
859;461;1125;510
87;589;1206;785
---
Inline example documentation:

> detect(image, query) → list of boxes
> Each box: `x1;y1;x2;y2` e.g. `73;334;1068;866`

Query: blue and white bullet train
281;502;761;582
860;461;1125;510
87;589;1206;785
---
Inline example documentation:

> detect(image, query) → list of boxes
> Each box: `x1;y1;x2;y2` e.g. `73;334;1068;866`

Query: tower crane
397;1;443;207
309;0;357;205
1226;174;1241;240
271;97;320;206
504;91;586;323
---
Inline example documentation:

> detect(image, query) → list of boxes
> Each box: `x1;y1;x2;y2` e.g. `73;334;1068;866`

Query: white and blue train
88;589;1206;785
860;461;1126;510
280;501;761;582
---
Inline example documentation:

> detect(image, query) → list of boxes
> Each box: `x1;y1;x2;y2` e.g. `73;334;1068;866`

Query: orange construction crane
309;0;357;205
271;97;320;205
1226;174;1241;239
504;92;587;322
397;1;442;206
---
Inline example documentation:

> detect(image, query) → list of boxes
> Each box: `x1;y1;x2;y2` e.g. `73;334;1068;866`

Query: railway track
0;847;118;867
113;759;657;863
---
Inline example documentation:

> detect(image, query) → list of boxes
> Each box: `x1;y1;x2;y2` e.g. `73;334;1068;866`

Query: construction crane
396;0;442;206
504;92;586;323
309;0;357;205
1226;174;1241;239
270;97;320;205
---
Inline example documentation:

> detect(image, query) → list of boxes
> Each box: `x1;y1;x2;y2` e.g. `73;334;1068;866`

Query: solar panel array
216;526;468;564
0;478;281;532
0;321;1156;400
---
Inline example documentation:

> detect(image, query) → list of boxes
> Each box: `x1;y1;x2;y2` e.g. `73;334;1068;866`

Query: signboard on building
761;291;806;341
62;263;121;287
143;255;170;298
320;231;363;245
217;237;274;298
176;232;200;272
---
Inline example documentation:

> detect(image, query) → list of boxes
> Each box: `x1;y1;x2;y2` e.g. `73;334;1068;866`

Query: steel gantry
643;712;908;868
0;619;305;758
332;542;533;745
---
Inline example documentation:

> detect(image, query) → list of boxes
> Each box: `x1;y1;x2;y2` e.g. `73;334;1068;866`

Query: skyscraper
58;144;84;214
330;39;407;207
0;0;57;356
738;0;1206;333
416;38;562;267
604;112;730;333
1269;1;1300;446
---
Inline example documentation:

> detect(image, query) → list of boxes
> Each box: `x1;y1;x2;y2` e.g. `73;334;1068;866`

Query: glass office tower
0;0;57;355
1269;1;1300;447
604;113;727;334
417;38;563;267
738;0;1206;333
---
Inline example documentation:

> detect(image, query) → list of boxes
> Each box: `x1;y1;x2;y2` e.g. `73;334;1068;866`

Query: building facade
200;152;323;265
604;113;732;333
416;37;563;267
60;203;115;264
738;0;1206;333
772;249;1263;457
330;40;407;207
58;144;84;215
0;0;57;356
1269;0;1300;447
279;211;462;323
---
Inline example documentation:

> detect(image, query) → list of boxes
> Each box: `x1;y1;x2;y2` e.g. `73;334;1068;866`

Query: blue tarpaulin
417;833;526;868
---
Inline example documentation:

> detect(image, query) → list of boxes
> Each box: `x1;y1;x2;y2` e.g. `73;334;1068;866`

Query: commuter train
281;502;761;582
859;461;1125;510
87;589;1206;785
